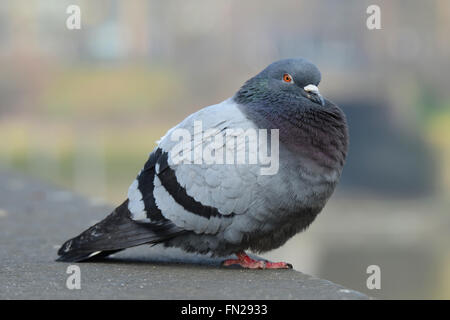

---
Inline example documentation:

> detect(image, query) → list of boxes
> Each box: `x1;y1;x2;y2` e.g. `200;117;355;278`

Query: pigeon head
234;58;324;107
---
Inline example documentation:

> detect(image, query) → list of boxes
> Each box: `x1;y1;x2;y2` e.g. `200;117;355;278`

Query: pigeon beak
304;84;325;106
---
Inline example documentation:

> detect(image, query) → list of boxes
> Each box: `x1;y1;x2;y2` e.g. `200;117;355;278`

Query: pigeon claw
222;251;292;269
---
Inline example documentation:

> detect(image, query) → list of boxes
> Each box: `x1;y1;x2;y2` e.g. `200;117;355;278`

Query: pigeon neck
236;97;348;171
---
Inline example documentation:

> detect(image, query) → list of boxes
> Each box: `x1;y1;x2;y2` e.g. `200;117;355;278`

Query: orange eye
283;73;293;83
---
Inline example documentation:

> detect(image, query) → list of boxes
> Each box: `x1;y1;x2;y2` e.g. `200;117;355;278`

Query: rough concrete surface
0;171;369;299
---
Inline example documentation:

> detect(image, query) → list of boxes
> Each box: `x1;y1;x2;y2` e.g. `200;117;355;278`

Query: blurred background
0;0;449;299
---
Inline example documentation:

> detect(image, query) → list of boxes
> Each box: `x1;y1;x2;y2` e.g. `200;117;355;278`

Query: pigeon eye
283;73;293;83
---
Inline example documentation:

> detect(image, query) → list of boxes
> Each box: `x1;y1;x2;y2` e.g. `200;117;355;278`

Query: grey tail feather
56;200;185;262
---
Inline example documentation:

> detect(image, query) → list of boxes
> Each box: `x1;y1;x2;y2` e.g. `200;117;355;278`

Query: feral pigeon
57;58;349;269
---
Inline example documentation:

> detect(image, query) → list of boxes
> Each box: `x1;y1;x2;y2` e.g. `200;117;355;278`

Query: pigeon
57;58;349;269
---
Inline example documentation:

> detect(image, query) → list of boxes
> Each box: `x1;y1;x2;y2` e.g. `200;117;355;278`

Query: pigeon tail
56;200;185;262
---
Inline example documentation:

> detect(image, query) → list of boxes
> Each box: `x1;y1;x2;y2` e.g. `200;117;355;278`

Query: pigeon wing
128;99;263;236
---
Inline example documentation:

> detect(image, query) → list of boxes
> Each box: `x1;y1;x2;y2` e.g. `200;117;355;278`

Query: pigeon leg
222;251;292;269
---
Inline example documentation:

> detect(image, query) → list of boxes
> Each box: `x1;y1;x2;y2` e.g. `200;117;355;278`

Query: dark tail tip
55;251;92;262
55;239;93;262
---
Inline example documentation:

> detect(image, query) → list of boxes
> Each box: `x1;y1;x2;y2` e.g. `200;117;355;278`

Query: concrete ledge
0;171;369;299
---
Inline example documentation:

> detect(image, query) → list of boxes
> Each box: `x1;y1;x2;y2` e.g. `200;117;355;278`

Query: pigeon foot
222;251;292;269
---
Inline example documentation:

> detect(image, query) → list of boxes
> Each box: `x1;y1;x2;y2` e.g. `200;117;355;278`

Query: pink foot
222;252;292;269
